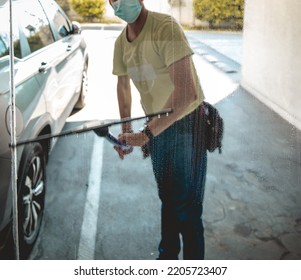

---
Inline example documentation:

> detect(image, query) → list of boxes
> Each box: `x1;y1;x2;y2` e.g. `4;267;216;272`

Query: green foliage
70;0;105;22
193;0;244;30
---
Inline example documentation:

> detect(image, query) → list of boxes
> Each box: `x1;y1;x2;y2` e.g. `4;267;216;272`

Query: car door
15;0;65;132
1;0;54;145
39;0;85;126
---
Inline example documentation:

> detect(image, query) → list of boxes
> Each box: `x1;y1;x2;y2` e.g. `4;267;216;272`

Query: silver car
0;0;88;259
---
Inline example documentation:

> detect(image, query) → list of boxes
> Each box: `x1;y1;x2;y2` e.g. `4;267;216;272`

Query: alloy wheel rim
22;155;45;242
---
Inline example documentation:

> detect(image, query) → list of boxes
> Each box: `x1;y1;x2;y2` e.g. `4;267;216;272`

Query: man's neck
126;8;148;42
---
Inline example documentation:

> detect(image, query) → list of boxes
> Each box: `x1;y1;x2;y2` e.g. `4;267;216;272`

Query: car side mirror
58;25;69;37
71;21;82;35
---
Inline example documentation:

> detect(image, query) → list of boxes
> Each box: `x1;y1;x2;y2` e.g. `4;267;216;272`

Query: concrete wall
144;0;170;13
241;0;301;130
145;0;196;26
169;0;195;26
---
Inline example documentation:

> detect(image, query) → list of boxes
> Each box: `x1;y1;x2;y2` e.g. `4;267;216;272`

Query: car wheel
17;142;46;259
75;61;88;109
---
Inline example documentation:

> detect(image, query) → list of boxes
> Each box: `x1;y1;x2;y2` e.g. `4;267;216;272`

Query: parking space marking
77;135;104;260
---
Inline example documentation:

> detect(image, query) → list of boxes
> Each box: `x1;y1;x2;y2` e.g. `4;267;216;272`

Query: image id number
167;266;228;276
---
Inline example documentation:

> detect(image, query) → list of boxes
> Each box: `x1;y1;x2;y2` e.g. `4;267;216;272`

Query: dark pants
149;108;207;260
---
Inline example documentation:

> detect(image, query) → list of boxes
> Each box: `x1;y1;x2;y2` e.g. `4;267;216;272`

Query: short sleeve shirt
113;11;204;117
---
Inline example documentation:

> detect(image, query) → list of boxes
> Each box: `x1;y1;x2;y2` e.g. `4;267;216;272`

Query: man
109;0;207;260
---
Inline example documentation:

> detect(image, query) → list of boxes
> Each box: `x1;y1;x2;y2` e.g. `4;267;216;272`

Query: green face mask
112;0;142;24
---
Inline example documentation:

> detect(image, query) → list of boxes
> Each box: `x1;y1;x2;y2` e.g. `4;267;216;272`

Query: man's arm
117;75;133;132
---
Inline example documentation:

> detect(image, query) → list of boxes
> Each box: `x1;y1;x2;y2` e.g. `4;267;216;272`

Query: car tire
17;142;46;259
75;61;88;109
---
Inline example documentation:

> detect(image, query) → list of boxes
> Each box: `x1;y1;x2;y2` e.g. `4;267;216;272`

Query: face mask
112;0;142;24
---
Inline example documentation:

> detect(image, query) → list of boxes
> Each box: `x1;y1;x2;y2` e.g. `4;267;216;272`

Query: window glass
18;0;54;53
0;6;22;59
42;0;71;39
53;10;71;39
0;34;9;58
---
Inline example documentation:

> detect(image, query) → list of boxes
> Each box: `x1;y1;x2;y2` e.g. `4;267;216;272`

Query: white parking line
77;135;104;260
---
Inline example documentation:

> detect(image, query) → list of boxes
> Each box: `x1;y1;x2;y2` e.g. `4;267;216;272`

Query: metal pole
9;0;20;260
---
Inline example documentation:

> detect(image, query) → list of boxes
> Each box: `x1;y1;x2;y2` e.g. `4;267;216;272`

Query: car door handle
66;45;72;52
39;62;49;73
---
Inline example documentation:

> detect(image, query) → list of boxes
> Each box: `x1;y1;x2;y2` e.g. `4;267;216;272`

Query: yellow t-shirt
113;11;204;118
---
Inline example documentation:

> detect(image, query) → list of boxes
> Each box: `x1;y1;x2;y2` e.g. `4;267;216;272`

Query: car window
53;10;72;39
0;35;9;58
0;6;22;59
41;0;72;40
17;0;54;54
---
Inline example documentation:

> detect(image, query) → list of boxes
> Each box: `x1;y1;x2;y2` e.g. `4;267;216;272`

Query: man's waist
176;99;204;121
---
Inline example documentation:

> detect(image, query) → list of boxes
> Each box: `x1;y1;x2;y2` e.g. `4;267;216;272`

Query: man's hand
114;132;149;160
